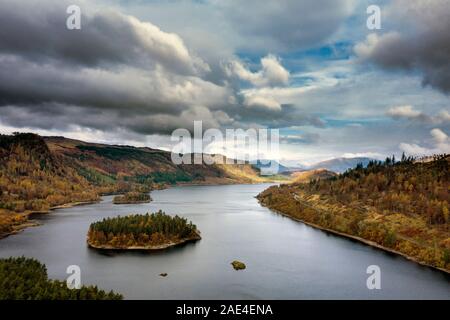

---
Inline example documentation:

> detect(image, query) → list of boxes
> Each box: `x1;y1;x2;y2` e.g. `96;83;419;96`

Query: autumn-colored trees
307;154;449;225
0;134;104;236
88;211;199;248
258;154;450;271
113;192;151;204
0;133;100;215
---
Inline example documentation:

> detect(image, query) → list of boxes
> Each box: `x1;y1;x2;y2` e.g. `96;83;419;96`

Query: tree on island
113;192;152;204
88;210;200;249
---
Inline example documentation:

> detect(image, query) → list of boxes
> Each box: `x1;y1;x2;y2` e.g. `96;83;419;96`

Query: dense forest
113;192;152;204
0;133;100;212
88;211;200;248
0;257;122;300
308;154;449;225
258;154;450;271
0;133;100;237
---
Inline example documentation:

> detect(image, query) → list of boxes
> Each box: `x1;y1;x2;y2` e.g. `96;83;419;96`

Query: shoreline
48;199;101;211
257;199;450;275
174;180;279;188
112;200;152;205
0;200;100;240
87;231;201;251
0;220;41;240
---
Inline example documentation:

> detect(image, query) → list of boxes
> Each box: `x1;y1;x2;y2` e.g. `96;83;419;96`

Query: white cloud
125;14;211;75
260;55;290;86
342;152;383;159
431;128;448;144
387;105;421;119
387;105;450;124
399;143;431;156
399;128;450;156
437;110;450;123
243;95;281;112
225;54;289;87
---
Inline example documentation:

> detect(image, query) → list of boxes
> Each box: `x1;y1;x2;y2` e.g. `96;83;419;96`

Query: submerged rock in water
231;260;246;270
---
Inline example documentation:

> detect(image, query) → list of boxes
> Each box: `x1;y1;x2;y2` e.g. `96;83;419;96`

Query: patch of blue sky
290;76;316;87
290;41;353;61
322;118;386;128
235;41;353;75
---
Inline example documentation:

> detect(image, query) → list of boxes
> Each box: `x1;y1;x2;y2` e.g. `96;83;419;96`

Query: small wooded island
113;192;152;204
87;211;201;250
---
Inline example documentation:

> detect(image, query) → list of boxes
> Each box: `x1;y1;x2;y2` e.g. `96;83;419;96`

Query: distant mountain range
250;159;291;175
257;157;376;174
250;157;376;175
307;157;375;173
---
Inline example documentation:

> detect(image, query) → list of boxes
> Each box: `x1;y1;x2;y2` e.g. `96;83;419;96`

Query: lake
0;184;449;299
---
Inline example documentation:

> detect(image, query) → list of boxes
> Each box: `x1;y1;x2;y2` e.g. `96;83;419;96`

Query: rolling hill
290;169;338;183
44;136;268;189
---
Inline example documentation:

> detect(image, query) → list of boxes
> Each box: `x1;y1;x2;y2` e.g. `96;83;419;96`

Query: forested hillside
308;155;449;225
0;134;100;211
45;135;266;188
290;169;337;183
258;154;450;271
0;133;99;237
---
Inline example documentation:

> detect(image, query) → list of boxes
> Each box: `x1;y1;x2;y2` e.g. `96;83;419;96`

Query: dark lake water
0;184;449;299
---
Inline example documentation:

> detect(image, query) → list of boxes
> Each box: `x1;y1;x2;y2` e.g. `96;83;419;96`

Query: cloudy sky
0;0;449;165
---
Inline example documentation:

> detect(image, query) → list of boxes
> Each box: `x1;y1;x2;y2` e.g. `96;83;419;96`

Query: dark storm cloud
0;55;227;115
231;102;325;129
0;104;229;136
0;0;207;75
0;0;328;137
0;0;233;134
355;0;450;94
0;104;111;132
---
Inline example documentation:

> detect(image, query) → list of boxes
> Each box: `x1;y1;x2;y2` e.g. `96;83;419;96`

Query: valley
0;132;270;238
